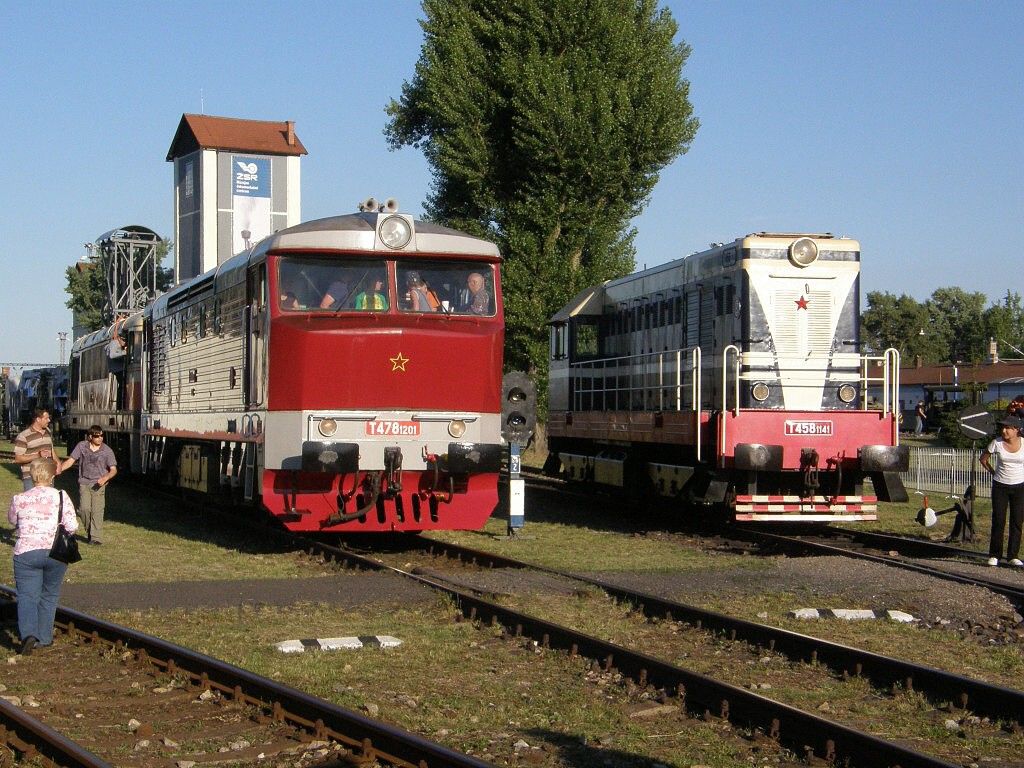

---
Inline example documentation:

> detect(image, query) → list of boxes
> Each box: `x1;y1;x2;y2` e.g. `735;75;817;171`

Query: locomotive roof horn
358;197;400;213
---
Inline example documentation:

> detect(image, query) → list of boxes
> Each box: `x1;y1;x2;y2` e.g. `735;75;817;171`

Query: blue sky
2;1;1022;367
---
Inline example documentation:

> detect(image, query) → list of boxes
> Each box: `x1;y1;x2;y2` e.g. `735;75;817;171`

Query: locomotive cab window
277;257;388;312
397;260;497;316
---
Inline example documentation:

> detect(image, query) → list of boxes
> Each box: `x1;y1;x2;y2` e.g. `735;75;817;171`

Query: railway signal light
501;371;536;447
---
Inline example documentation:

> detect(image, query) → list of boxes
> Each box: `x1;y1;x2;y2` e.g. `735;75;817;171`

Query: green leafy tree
924;287;988;364
386;0;699;398
65;240;174;333
861;292;945;364
64;259;107;333
982;291;1024;359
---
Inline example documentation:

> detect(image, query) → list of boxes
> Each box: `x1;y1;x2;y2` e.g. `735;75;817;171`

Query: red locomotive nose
267;324;503;414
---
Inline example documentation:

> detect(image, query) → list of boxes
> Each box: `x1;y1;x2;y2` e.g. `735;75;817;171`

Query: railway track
389;535;1024;726
523;470;1024;605
285;536;993;768
733;528;1024;606
4;450;1020;764
0;587;492;768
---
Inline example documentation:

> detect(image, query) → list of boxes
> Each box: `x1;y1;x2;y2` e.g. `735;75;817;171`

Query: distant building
166;114;306;283
876;359;1024;428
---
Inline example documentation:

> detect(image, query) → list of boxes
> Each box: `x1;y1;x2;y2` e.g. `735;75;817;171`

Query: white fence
901;447;990;499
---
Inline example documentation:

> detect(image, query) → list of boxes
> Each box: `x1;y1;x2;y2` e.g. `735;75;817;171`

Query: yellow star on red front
390;352;409;371
795;295;809;310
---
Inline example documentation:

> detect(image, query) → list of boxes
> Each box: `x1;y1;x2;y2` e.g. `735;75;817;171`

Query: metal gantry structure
93;225;163;321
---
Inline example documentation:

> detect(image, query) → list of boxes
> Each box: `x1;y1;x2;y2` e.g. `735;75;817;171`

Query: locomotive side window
571;320;599;360
550;324;567;360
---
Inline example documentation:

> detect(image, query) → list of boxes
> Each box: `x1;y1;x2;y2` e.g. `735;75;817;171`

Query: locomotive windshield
396;260;495;316
278;257;389;312
276;257;496;316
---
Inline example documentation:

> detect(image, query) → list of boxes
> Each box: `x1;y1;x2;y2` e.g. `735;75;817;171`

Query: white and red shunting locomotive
545;232;909;522
66;200;507;532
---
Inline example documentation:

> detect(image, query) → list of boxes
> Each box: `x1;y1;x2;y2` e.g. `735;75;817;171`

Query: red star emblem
390;352;409;372
795;295;809;310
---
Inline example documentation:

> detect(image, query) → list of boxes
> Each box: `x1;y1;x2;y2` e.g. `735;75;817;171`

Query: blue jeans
22;477;33;491
12;548;67;645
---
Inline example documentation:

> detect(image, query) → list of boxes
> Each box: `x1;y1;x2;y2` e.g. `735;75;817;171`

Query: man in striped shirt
13;408;58;491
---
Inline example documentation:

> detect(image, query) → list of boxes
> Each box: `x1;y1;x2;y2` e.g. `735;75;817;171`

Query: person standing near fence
979;414;1024;567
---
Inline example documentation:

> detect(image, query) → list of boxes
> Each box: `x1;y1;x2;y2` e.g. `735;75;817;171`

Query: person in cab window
319;278;350;309
404;271;437;312
354;277;389;311
459;272;490;315
279;278;303;310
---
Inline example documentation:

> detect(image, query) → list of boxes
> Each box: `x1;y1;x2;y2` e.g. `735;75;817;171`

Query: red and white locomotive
545;232;909;522
66;200;506;532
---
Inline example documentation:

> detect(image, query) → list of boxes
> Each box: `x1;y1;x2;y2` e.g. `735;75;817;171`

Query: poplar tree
386;0;698;396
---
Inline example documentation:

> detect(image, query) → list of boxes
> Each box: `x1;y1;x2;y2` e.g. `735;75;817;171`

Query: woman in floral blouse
7;458;78;654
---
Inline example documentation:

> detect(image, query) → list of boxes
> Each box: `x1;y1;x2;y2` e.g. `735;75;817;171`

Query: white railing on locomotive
569;346;701;413
722;347;898;415
860;349;900;419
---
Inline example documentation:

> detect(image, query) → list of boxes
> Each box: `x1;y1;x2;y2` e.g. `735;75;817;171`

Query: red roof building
895;358;1024;416
167;114;306;282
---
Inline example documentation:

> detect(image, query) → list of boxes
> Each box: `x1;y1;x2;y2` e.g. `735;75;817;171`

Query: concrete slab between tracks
789;608;916;622
274;635;403;653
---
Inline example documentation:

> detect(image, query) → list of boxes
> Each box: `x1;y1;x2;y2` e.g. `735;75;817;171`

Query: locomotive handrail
568;347;699;414
858;347;900;426
721;345;741;461
692;346;702;462
886;347;900;421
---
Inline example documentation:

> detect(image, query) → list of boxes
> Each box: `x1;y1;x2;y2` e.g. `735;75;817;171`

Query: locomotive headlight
751;382;770;402
838;384;858;404
318;418;338;437
788;237;818;267
448;419;467;438
379;215;413;249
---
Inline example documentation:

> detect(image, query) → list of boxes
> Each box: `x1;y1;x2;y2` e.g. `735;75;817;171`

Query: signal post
501;372;536;535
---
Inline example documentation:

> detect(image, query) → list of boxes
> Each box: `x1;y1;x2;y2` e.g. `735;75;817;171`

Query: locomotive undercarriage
548;437;908;523
266;467;498;532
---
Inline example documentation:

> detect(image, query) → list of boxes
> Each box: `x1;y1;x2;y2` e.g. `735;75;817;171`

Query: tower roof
166;114;307;160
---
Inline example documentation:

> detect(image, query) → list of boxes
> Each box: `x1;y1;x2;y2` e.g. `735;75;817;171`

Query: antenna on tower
200;88;205;114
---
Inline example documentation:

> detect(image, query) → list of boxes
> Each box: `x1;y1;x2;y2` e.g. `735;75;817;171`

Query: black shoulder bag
49;491;82;565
